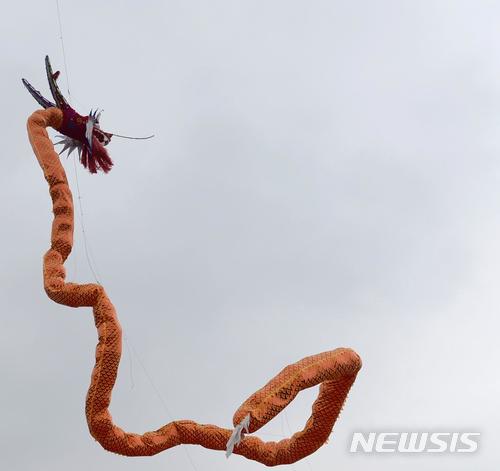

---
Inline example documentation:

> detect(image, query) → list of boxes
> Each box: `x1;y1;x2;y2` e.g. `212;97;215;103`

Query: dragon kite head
22;56;113;173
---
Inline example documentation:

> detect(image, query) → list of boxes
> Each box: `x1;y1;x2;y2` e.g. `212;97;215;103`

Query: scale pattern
27;108;362;466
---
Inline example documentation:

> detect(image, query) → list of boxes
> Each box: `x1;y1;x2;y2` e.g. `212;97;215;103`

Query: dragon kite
24;56;362;466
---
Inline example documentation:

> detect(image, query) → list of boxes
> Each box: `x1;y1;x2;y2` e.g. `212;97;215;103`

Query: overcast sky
1;1;499;470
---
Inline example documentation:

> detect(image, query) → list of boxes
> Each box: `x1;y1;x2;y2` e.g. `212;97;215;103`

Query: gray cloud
1;1;498;470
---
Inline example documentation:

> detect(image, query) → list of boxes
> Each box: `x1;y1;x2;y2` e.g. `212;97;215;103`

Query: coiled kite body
27;107;362;466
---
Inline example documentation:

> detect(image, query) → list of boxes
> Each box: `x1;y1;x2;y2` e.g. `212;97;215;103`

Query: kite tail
27;108;362;466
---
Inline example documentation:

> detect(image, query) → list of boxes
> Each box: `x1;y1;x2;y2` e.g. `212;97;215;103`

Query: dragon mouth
94;128;112;146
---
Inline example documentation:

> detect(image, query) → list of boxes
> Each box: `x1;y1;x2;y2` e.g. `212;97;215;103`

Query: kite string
55;0;71;100
53;6;199;470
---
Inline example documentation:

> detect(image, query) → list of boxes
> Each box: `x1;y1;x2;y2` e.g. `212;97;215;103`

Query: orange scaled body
27;108;362;466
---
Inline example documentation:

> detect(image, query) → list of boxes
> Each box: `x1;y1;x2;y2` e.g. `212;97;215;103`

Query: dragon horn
21;78;55;109
45;55;68;108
